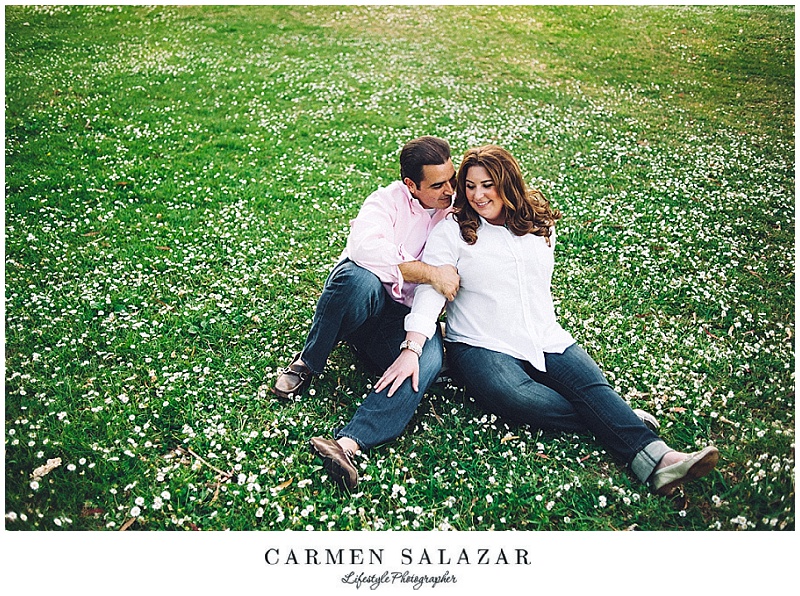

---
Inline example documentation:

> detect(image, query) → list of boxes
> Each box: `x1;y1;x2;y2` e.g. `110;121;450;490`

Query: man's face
405;159;457;210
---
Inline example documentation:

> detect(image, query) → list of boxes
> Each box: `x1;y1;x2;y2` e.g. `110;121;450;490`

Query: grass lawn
4;4;794;536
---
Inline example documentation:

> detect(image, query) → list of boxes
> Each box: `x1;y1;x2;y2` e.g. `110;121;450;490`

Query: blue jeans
445;341;670;482
300;259;444;450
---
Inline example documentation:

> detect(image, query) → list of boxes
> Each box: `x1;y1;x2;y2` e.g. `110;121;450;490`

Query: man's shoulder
365;180;408;204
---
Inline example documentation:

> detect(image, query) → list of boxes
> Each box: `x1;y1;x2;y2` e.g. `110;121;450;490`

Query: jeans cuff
332;428;365;451
631;440;672;483
299;350;324;375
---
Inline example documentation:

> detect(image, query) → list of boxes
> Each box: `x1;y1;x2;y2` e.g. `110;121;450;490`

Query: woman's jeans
300;259;443;450
446;341;670;483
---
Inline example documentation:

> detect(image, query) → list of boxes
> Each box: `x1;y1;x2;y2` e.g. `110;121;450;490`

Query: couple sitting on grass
272;136;719;496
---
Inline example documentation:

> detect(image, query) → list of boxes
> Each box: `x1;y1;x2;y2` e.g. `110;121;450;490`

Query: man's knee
328;261;383;296
419;345;443;375
417;334;444;377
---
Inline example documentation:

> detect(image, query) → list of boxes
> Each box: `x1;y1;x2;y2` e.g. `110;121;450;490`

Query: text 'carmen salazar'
264;547;531;566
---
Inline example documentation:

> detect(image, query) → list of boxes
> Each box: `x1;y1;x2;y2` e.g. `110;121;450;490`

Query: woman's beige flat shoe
651;446;720;496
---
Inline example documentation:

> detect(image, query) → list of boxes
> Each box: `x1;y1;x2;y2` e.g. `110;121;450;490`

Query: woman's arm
374;221;458;396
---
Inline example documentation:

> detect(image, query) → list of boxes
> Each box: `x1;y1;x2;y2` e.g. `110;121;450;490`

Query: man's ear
403;177;418;195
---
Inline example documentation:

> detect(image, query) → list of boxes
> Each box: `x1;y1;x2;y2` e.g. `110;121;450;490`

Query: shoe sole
309;440;358;490
270;380;311;400
655;447;720;496
270;386;296;399
632;409;660;432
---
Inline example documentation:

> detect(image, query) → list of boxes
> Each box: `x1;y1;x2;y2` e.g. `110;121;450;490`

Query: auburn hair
454;145;561;245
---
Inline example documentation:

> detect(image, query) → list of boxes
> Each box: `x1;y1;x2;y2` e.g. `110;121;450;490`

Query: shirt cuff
404;312;437;339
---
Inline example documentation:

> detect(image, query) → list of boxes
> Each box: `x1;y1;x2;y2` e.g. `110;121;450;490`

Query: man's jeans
300;259;443;450
446;341;670;483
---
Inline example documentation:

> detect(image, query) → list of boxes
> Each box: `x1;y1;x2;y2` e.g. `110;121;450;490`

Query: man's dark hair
400;136;451;186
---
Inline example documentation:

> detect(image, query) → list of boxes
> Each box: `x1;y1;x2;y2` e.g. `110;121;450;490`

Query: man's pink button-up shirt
340;180;451;308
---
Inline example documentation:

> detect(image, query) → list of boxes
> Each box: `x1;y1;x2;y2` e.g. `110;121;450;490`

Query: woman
377;145;719;496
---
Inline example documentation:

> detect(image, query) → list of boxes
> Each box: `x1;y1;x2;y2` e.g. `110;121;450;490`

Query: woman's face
464;165;505;225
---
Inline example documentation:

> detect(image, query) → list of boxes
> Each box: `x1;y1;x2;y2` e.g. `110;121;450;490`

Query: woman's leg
446;342;586;433
534;344;670;482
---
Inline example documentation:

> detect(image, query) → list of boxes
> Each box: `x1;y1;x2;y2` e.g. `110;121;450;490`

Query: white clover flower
130;506;141;517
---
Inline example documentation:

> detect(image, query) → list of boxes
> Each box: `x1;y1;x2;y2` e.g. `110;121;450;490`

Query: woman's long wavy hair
454;145;561;246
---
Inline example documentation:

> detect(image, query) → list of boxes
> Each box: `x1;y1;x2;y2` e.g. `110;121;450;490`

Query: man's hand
398;261;460;301
375;350;420;397
429;264;460;301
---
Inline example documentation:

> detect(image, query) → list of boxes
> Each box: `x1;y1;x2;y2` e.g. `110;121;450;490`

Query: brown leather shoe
272;353;313;399
309;436;358;489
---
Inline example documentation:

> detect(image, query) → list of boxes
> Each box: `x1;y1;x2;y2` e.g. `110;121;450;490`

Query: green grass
4;5;794;532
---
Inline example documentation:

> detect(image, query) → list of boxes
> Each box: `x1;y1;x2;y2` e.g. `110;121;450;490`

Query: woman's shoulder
427;214;463;245
434;213;460;231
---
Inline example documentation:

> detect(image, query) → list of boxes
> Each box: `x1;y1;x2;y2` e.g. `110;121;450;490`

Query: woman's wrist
399;339;423;358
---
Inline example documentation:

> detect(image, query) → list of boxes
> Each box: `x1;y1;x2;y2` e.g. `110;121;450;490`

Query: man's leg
337;315;444;450
310;303;444;489
273;259;390;398
300;259;390;373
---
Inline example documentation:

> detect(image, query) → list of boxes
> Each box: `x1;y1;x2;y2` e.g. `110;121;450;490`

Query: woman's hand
375;350;420;397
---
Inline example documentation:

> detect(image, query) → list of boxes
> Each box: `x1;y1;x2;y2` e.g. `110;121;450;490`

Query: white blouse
404;216;574;372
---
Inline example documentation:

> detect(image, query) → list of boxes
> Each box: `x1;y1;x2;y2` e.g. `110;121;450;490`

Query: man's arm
398;261;459;301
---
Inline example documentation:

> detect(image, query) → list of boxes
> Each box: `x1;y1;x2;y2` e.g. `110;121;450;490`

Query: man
272;136;459;489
